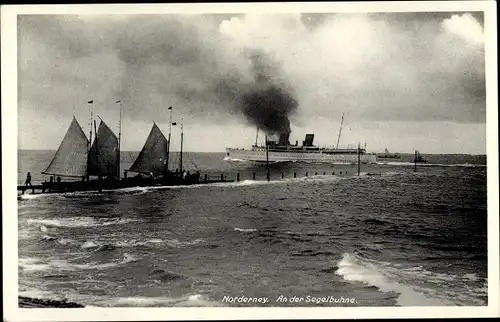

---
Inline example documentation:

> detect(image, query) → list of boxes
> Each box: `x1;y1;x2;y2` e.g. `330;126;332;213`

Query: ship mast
86;100;94;181
336;112;344;149
255;127;259;147
165;106;173;174
116;100;122;180
94;119;98;178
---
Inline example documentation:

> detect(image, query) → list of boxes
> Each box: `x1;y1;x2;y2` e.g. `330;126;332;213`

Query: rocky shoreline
18;296;85;308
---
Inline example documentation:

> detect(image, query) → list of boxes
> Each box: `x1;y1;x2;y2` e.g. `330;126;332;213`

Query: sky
17;11;487;154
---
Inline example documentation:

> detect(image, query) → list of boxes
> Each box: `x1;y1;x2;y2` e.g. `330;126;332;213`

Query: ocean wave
375;161;486;168
335;252;487;306
234;228;257;233
19;253;138;272
223;156;247;162
78;238;205;251
18;193;47;201
99;294;220;307
27;217;138;228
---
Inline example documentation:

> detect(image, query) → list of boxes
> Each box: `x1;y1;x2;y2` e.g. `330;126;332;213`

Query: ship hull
226;148;377;164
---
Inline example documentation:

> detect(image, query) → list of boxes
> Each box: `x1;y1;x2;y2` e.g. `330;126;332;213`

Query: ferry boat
226;133;376;164
225;113;376;164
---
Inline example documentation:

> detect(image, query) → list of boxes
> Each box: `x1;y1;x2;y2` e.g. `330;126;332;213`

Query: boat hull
226;148;377;164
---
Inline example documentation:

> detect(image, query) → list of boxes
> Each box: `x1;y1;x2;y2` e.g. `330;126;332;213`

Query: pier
18;168;354;195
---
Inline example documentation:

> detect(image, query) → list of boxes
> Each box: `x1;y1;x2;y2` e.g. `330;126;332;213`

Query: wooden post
294;172;296;178
414;150;417;172
221;174;224;181
265;135;270;182
204;173;208;181
357;142;361;176
281;172;284;179
305;172;308;177
253;172;256;180
237;173;240;182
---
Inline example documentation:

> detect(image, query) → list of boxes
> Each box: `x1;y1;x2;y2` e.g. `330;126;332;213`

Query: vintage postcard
2;1;498;321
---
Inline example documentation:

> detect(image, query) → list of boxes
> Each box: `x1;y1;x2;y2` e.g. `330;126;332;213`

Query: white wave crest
27;217;138;228
19;253;139;272
335;252;487;306
234;228;257;233
101;294;220;307
223;156;247;162
375;161;486;168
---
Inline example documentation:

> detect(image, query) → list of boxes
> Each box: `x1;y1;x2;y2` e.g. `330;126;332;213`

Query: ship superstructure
226;132;376;164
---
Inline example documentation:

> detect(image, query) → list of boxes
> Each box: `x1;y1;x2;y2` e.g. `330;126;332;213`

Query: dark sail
42;117;89;178
129;122;168;175
88;120;119;178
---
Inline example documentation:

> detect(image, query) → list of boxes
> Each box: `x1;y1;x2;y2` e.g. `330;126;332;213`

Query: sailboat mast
86;100;94;181
336;112;344;149
179;118;184;173
255;127;259;146
94;119;98;177
165;106;173;173
117;100;122;180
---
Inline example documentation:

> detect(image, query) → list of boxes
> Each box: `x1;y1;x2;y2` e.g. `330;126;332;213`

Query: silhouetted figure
25;172;32;187
56;176;61;183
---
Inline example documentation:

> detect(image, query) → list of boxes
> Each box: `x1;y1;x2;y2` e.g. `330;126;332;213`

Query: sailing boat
378;148;401;159
88;118;119;180
414;150;428;163
42;116;89;179
127;122;168;178
40;116;121;192
24;106;233;194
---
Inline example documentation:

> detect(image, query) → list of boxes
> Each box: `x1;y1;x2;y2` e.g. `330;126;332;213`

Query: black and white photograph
2;1;499;320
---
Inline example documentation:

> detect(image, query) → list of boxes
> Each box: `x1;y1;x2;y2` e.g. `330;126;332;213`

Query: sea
16;150;488;307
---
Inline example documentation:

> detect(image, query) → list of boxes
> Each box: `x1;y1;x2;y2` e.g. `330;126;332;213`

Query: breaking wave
335;252;487;306
79;238;205;251
19;253;139;272
223;156;247;162
27;217;138;228
375;161;486;168
234;228;257;233
99;294;221;307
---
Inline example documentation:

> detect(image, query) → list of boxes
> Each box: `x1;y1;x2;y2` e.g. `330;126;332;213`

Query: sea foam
335;252;487;306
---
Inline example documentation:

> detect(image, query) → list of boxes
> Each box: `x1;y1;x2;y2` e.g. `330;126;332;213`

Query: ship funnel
278;132;290;146
304;134;314;147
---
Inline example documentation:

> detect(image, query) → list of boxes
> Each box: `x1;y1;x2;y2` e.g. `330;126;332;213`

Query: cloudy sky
18;11;487;154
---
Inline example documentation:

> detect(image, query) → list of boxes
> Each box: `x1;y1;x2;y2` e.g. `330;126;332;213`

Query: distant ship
414;150;428;163
378;148;401;159
226;113;377;164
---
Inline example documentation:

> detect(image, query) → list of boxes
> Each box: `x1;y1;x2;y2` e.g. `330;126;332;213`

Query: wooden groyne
18;169;354;195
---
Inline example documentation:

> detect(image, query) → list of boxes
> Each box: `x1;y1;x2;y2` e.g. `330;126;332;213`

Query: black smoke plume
223;50;298;138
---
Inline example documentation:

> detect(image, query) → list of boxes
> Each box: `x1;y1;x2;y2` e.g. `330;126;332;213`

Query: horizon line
16;148;487;156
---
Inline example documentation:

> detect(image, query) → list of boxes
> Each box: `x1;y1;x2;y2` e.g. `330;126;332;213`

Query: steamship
226;132;377;164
